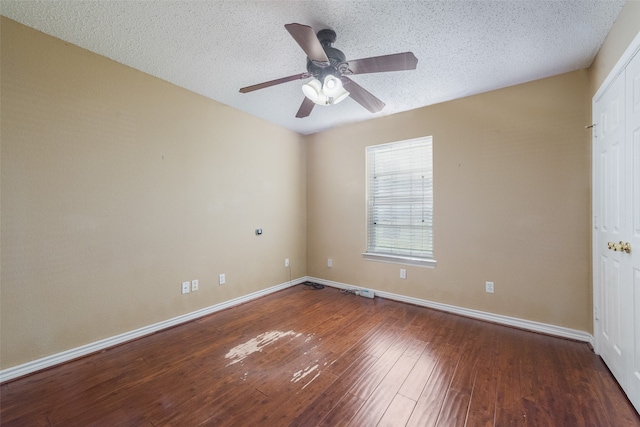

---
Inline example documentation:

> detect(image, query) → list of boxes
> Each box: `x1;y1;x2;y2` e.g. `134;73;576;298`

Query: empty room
1;1;640;425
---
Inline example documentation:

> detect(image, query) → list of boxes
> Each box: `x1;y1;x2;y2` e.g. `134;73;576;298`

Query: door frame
592;30;640;355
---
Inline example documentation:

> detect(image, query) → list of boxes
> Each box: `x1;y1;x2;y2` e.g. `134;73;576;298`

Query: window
364;136;435;267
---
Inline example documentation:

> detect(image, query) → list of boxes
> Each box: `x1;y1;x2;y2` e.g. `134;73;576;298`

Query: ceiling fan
239;23;418;118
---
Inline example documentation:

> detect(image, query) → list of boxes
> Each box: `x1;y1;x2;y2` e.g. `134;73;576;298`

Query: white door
594;67;626;384
593;44;640;414
625;43;640;413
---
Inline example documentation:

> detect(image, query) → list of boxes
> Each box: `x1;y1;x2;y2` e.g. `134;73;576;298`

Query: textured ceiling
1;0;625;135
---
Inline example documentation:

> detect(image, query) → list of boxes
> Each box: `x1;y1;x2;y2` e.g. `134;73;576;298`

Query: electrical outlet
191;279;199;292
400;269;407;279
285;258;290;267
486;281;494;293
219;274;226;285
181;281;190;294
328;258;333;268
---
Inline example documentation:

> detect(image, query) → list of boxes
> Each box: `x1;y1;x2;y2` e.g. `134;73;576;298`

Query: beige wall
589;0;640;96
3;4;639;371
306;70;591;331
0;18;307;369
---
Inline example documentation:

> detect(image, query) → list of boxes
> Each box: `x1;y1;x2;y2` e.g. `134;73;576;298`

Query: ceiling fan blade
285;23;330;65
345;52;418;75
239;73;310;93
341;76;385;113
296;97;315;118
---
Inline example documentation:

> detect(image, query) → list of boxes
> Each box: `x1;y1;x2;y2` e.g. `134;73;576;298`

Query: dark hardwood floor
1;284;639;426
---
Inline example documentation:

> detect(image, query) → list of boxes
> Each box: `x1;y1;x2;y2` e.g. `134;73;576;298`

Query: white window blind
365;136;434;266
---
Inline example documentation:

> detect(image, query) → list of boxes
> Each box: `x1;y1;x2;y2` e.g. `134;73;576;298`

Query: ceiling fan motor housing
307;29;348;79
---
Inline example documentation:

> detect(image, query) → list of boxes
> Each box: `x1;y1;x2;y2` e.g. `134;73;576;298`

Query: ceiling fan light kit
239;23;418;118
302;75;350;106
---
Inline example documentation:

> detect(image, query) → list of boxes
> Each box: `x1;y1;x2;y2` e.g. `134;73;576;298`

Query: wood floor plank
348;329;412;400
1;285;638;426
319;392;366;427
289;353;378;427
348;354;418;426
465;363;498;427
436;389;471;427
463;326;499;427
406;344;463;427
518;335;567;426
199;387;269;427
448;335;482;395
494;329;526;426
326;322;398;376
225;368;338;426
591;369;640;426
403;337;428;359
390;303;422;329
398;346;441;401
378;393;417;427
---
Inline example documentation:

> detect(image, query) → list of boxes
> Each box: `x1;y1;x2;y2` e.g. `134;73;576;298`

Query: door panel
626;45;640;413
595;70;626;383
634;267;640;389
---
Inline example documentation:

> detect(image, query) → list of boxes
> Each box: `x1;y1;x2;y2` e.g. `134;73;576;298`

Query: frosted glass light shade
323;75;349;104
322;75;342;95
302;78;322;103
302;76;350;105
330;88;350;104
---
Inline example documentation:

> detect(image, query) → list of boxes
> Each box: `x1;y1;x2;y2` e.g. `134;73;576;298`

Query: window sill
362;252;437;268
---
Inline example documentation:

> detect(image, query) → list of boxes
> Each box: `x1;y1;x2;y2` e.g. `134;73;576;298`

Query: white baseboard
307;276;595;345
1;275;595;383
0;277;305;383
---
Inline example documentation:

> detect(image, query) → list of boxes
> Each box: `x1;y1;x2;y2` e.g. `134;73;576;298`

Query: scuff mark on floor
291;362;321;389
225;330;301;366
301;372;321;390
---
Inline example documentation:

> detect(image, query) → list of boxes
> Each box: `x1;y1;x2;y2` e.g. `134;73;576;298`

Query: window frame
363;136;436;268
